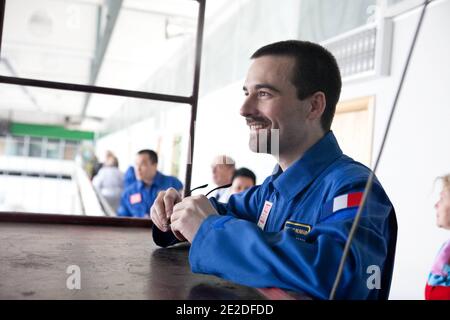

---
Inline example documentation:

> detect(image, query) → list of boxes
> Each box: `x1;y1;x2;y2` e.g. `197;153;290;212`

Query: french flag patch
325;192;363;213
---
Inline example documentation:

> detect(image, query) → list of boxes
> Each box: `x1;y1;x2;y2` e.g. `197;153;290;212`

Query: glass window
0;136;6;156
383;0;426;16
298;0;377;43
0;83;191;216
63;140;79;160
45;139;60;159
29;137;43;157
5;136;25;156
0;0;198;96
387;0;410;5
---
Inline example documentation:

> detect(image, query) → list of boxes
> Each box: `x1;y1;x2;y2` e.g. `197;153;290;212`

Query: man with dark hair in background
117;149;182;218
230;167;256;195
151;40;397;300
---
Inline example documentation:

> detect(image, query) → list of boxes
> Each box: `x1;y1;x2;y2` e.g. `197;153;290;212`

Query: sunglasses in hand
186;183;232;197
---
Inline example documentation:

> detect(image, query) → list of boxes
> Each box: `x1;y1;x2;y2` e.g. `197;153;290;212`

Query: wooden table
0;213;267;300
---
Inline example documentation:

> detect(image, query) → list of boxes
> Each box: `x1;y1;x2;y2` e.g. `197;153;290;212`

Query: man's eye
257;91;270;97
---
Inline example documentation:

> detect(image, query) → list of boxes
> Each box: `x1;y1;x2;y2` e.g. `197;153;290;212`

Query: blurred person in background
425;174;450;300
92;150;114;179
92;153;123;212
117;149;183;218
124;165;136;189
76;143;97;179
230;167;256;195
210;154;235;203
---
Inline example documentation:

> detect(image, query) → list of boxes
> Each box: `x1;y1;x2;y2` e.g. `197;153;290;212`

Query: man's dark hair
137;149;158;164
232;167;256;185
251;40;342;131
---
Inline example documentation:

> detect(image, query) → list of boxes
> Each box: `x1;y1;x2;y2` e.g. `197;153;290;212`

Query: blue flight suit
124;165;137;189
153;131;397;300
117;171;183;218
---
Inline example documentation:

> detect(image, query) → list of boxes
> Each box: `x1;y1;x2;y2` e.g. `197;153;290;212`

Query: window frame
0;0;206;222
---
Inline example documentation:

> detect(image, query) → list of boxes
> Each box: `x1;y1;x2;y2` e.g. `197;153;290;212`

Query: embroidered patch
284;220;312;241
257;200;273;230
324;192;363;214
129;193;142;204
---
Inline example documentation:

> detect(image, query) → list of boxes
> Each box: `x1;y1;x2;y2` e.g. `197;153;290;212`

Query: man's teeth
250;124;268;130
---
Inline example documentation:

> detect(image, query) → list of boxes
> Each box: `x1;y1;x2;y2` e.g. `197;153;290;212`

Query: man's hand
170;195;218;243
150;187;182;233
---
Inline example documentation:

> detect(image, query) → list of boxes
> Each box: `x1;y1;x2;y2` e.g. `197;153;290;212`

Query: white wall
340;0;450;299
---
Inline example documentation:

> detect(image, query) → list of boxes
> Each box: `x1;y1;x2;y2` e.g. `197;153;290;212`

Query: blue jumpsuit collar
136;171;162;189
271;131;343;201
152;171;163;187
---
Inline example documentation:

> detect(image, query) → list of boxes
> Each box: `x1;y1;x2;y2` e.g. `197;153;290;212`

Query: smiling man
150;40;397;300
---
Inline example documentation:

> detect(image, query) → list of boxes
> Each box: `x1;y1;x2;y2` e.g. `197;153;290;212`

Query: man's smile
246;119;271;132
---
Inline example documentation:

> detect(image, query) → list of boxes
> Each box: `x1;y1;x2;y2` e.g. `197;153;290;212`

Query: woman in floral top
425;174;450;300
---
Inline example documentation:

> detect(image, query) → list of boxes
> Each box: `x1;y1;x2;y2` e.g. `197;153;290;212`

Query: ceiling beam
79;0;123;121
1;58;40;110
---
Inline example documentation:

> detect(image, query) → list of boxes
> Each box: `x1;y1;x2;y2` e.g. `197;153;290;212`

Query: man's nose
240;95;257;117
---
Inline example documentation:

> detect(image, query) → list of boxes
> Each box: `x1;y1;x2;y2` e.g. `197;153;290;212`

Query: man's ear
307;91;326;121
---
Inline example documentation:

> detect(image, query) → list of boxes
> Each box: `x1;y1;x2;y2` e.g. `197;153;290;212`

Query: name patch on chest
284;220;312;241
257;201;273;230
129;193;142;204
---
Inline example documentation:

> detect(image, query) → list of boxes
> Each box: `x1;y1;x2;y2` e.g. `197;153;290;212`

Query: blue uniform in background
153;132;397;299
118;171;183;218
124;165;137;189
